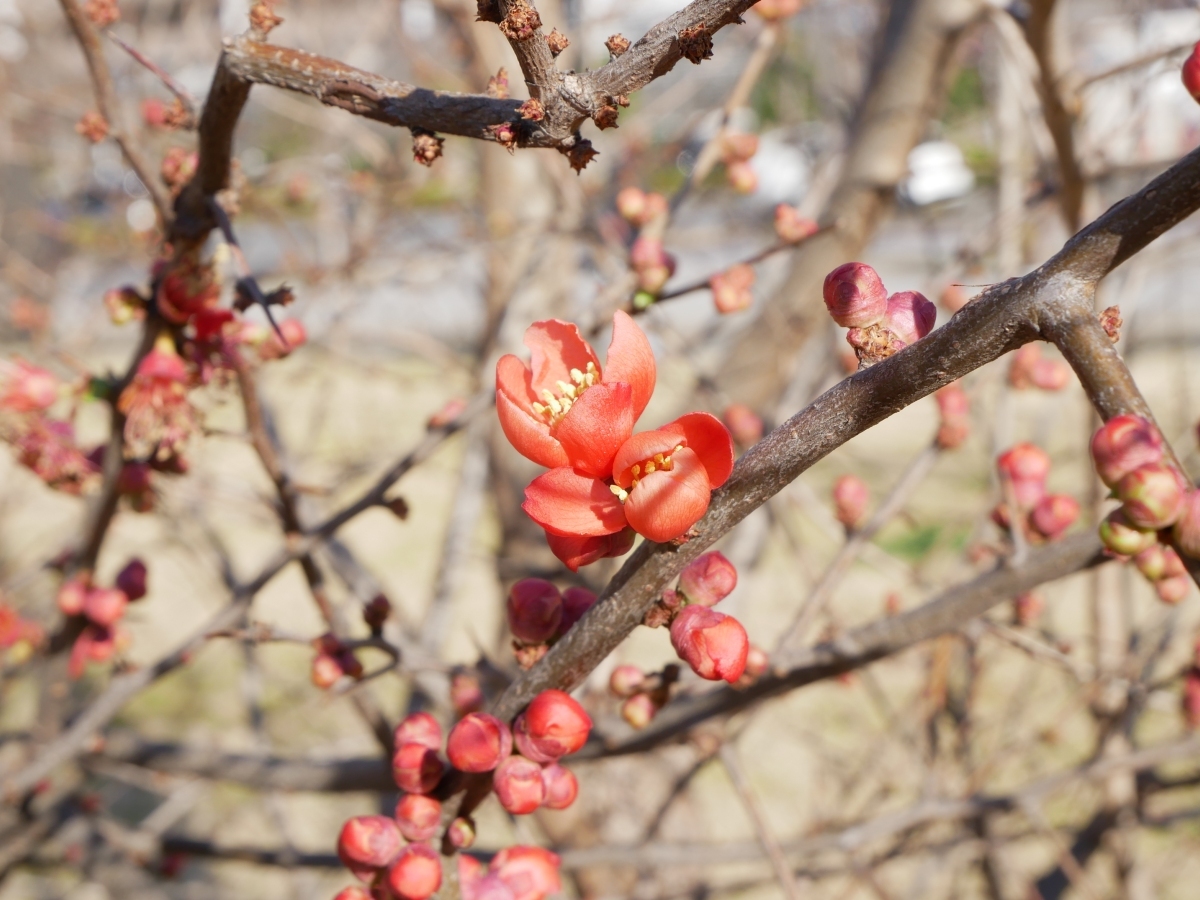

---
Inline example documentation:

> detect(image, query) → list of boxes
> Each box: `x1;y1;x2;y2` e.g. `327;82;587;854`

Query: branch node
499;0;542;42
546;28;569;57
411;128;445;167
559;136;597;173
679;23;714;65
605;33;630;57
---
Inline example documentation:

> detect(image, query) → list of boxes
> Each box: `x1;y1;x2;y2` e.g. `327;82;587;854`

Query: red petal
496;354;538;408
496;388;569;469
604;310;656;421
545;529;636;571
525;320;601;398
523;468;627;537
612;429;683;489
663;412;734;488
554;382;634;478
623;448;712;542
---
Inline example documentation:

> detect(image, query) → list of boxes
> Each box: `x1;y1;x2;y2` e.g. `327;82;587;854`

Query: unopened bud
1014;592;1043;628
678;551;738;607
723;403;763;447
1116;463;1186;530
517;689;592;759
559;586;596;635
493;755;546;814
609;665;646;697
1030;494;1080;541
311;653;344;689
540;762;579;809
507;578;563;644
1184;41;1200;101
1098;508;1158;556
394;711;442;750
395;793;441;842
883;291;935;345
1156;575;1191;605
940;282;968;312
332;888;371;900
621;693;656;729
1134;544;1186;582
725;160;757;193
1173;489;1200;559
447;816;476;850
832;474;869;529
773;204;818;243
616;186;647;224
450;669;484;715
720;132;759;163
83;588;127;627
1090;415;1164;488
1031;358;1070;391
743;645;769;679
115;559;147;601
669;606;749;683
447;712;512;773
391;742;444;794
384;842;442;900
935;382;969;420
997;443;1050;510
363;594;390;632
57;578;88;617
711;264;756;314
337;815;403;883
823;263;887;328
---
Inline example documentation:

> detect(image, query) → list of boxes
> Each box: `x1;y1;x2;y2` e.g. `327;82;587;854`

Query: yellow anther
609;484;629;502
570;368;585;384
532;402;546;416
632;464;640;476
653;453;665;466
674;444;684;453
644;462;656;474
557;380;577;398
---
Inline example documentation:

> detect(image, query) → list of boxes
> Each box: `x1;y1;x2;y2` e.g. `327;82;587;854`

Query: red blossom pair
497;313;734;570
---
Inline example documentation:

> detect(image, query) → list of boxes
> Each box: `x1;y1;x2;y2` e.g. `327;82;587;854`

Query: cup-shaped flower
833;474;869;529
883;291;935;345
385;842;442;900
337;815;403;882
496;312;655;474
1116;463;1186;530
491;846;562;900
678;551;738;607
1174;489;1200;559
822;262;887;328
1098;509;1157;556
392;741;444;794
1091;415;1164;487
1030;494;1079;541
395;793;442;841
83;588;127;628
540;762;579;809
558;586;597;635
506;579;562;643
448;712;512;773
493;755;546;814
115;559;147;601
669;606;749;683
393;711;442;750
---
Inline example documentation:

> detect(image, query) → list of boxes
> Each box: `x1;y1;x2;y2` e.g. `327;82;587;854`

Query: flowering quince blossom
118;335;198;460
498;313;735;569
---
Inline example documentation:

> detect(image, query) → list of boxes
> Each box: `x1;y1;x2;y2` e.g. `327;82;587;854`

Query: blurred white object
901;140;975;205
749;132;811;204
126;199;157;234
401;0;437;40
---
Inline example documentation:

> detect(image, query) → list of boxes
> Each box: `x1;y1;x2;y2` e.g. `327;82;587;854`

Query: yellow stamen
609;484;629;502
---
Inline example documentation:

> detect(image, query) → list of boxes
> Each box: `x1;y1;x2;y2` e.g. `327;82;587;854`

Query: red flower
669;605;749;682
496;312;655;474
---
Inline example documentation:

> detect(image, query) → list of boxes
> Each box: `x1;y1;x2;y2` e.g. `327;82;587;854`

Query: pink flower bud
83;588;127;627
1013;592;1043;628
608;664;646;697
447;712;512;773
391;742;444;794
1184;42;1200;101
337;815;403;882
823;262;887;328
1173;489;1200;559
507;579;563;644
1134;544;1186;582
1030;494;1079;541
333;888;372;900
637;263;674;296
57;579;88;617
1098;509;1158;556
363;594;391;631
559;586;596;635
723;403;764;447
540;762;579;809
725;159;758;193
615;187;647;224
678;551;738;607
1090;415;1164;488
311;653;344;689
491;846;562;900
937;419;971;450
115;559;147;601
1031;358;1070;391
773;204;818;243
710;264;755;314
935;383;969;420
448;816;476;849
669;606;749;683
1185;667;1200;729
630;236;669;271
394;712;442;750
493;755;546;814
997;443;1050;510
1116;463;1187;530
395;793;442;842
743;645;769;679
940;282;968;312
519;689;592;760
832;474;869;529
620;693;656;729
1156;575;1191;605
450;669;485;715
469;874;519;900
384;842;442;900
883;291;936;345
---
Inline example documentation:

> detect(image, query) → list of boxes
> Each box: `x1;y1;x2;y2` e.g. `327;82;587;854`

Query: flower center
609;444;685;502
530;362;599;428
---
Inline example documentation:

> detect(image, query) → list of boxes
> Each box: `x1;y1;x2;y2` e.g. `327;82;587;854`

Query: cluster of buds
823;263;936;366
722;403;764;448
642;552;750;684
311;634;366;689
993;443;1080;543
337;698;579;898
0;600;45;666
609;663;680;729
1008;344;1070;392
720;131;759;194
506;579;596;668
59;559;147;679
1092;415;1195;603
774;204;818;244
935;382;971;450
832;474;869;530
